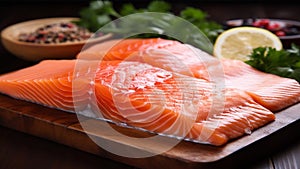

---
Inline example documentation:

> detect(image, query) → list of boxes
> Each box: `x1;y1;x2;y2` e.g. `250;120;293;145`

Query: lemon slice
213;27;282;61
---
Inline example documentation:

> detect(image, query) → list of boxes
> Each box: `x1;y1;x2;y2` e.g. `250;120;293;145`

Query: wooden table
0;124;300;169
0;1;300;169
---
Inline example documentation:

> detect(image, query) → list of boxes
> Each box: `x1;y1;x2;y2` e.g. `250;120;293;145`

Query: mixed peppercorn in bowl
17;22;94;44
1;17;111;61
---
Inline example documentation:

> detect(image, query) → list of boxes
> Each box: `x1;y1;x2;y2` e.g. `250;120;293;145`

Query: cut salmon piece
78;38;179;60
221;59;300;111
78;38;300;111
0;59;275;146
149;43;300;111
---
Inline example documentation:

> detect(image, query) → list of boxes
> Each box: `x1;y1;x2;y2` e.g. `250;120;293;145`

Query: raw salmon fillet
0;60;275;146
78;38;300;111
78;38;179;60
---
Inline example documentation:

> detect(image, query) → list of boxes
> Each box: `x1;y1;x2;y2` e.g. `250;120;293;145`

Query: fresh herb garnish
120;0;171;15
179;7;223;43
74;0;223;53
73;1;120;32
246;44;300;83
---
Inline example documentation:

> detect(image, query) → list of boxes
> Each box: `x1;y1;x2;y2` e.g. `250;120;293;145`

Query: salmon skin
0;60;275;146
78;38;300;111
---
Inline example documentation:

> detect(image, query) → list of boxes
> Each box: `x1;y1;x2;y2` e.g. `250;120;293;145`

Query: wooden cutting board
0;93;299;169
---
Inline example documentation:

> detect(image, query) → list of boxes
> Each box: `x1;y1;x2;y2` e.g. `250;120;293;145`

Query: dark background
1;0;300;27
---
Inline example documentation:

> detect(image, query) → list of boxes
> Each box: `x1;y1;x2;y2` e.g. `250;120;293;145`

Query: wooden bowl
225;18;300;48
1;17;112;61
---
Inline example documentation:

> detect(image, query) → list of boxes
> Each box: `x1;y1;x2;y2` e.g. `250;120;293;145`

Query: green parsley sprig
246;44;300;83
74;0;223;53
73;1;120;32
179;7;223;43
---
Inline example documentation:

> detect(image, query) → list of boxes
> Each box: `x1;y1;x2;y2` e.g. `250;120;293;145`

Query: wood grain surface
0;93;299;169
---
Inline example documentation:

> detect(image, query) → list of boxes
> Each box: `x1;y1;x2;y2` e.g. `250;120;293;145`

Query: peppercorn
18;22;97;44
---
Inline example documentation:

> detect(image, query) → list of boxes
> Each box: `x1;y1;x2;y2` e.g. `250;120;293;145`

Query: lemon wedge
213;27;282;61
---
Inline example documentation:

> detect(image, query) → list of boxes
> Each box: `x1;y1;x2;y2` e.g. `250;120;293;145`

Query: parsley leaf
74;1;120;32
120;0;171;15
147;1;171;12
246;44;300;83
180;7;223;43
75;0;222;53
